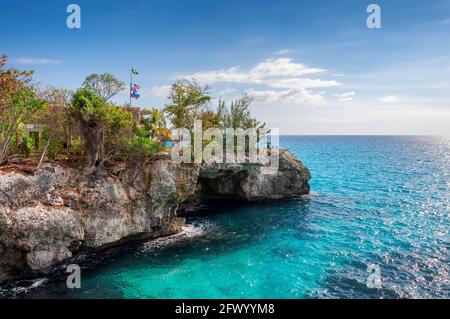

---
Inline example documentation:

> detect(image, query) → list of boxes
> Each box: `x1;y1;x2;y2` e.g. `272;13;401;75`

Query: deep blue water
5;136;450;298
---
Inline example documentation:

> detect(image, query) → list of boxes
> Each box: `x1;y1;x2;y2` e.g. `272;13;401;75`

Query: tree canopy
0;58;266;172
163;79;212;130
69;88;108;170
0;57;46;163
82;73;125;101
217;93;265;130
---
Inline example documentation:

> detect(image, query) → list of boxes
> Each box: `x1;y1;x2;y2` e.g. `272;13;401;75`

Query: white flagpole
129;68;133;107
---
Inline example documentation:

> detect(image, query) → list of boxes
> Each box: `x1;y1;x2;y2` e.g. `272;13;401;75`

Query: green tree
140;108;166;139
82;73;125;101
200;109;221;130
69;88;107;171
163;79;211;131
0;87;46;164
36;87;73;169
105;107;162;164
217;93;264;129
0;57;40;164
101;104;134;163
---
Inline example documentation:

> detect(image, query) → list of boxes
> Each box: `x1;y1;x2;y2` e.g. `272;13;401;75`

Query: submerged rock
0;149;310;283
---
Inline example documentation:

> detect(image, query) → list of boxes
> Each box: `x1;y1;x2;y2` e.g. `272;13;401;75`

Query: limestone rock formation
199;149;311;201
0;160;199;283
0;149;310;283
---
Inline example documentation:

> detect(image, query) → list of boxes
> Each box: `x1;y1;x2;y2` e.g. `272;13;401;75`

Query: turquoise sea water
4;136;450;298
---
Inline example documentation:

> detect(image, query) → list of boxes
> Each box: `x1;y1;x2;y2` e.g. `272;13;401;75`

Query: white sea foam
0;223;215;297
141;222;214;252
1;277;49;297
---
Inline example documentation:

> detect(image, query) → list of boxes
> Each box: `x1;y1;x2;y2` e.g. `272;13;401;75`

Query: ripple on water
3;136;449;299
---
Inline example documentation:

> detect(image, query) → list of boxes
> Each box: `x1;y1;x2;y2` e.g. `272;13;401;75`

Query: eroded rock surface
199;149;311;201
0;160;199;283
0;149;310;283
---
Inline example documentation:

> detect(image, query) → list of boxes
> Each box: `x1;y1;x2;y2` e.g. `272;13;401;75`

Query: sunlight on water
3;136;449;299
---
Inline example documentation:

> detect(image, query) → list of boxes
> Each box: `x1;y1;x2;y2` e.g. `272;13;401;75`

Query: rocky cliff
0;149;310;284
199;149;310;201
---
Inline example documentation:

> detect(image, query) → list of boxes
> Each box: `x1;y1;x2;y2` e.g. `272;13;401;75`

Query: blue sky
1;0;449;134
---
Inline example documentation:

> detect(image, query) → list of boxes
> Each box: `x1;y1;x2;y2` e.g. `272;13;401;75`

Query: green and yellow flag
131;68;138;75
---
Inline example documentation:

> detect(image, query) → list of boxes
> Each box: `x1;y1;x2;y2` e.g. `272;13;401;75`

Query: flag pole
129;68;133;107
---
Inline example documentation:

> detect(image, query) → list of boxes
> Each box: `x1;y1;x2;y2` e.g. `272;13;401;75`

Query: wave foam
140;222;215;252
0;277;49;298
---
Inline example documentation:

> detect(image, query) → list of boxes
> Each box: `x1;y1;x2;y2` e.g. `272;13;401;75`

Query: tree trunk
0;113;22;164
82;123;102;173
0;125;17;164
0;140;9;164
36;138;50;170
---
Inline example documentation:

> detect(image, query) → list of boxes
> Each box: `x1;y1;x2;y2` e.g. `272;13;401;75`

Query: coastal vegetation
0;54;310;286
0;54;264;173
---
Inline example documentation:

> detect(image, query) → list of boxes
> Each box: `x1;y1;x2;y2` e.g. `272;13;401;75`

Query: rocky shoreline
0;149;310;284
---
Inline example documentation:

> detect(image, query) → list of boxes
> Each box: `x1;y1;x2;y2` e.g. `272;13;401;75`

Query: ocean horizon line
279;134;449;137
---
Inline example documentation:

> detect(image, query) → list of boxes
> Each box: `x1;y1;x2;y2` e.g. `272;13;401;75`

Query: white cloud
265;77;340;89
245;88;325;105
15;57;62;65
187;58;329;86
380;96;400;103
274;49;292;55
335;91;355;102
252;58;326;78
150;85;171;97
218;88;236;96
179;57;340;105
